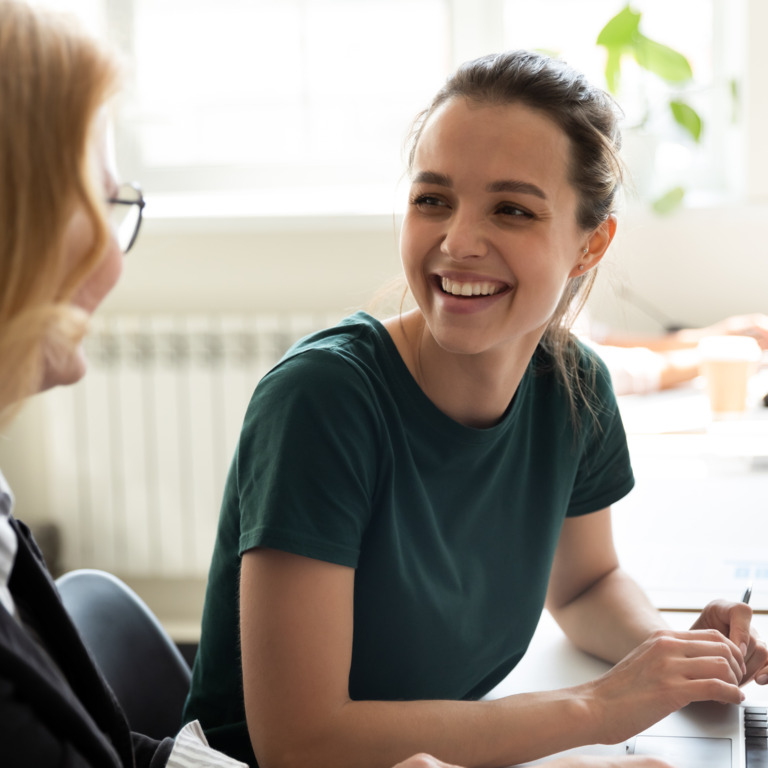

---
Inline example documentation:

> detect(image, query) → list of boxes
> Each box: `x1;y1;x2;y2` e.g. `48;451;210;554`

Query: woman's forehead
418;97;568;154
411;97;575;198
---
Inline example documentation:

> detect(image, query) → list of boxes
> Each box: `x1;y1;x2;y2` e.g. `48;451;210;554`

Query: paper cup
698;335;761;415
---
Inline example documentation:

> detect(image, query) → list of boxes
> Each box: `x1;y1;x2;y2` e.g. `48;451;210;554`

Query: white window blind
45;0;747;217
116;0;451;217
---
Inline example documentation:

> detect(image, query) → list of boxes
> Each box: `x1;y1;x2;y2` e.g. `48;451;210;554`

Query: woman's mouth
440;276;508;297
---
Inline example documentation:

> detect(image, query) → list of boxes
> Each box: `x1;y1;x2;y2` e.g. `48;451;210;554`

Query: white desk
611;367;768;611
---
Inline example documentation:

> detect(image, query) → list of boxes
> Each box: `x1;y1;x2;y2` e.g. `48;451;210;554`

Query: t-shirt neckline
356;311;531;443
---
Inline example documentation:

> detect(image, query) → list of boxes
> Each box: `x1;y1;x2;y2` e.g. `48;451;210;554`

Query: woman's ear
569;215;617;277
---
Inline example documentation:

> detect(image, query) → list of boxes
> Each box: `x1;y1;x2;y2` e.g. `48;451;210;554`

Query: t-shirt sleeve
234;349;380;567
566;345;635;517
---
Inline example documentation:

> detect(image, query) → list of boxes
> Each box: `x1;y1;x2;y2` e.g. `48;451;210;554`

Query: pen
742;584;753;605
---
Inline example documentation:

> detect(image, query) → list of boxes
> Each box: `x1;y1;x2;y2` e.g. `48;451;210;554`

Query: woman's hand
690;599;768;685
696;314;768;350
584;628;745;744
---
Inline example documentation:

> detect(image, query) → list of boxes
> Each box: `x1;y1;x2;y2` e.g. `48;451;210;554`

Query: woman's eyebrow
412;170;452;187
412;171;548;201
487;179;547;200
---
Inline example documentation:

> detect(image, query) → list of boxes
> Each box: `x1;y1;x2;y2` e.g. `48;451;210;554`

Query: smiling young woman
184;50;767;768
389;97;615;427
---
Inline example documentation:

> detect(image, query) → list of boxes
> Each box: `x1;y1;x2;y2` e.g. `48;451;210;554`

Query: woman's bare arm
239;546;743;768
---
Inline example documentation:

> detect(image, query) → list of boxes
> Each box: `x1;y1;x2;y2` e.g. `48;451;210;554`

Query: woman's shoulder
248;312;398;417
239;314;393;461
266;311;392;383
284;311;388;360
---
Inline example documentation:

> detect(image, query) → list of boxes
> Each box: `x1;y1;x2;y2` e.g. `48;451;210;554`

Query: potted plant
597;4;703;213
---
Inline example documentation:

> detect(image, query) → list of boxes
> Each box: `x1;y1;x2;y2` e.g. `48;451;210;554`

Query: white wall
103;215;404;317
589;204;768;332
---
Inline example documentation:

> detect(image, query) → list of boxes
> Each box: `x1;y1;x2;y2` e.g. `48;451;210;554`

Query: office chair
56;568;192;740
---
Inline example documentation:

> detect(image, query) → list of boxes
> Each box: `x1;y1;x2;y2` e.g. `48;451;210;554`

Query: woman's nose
439;210;488;260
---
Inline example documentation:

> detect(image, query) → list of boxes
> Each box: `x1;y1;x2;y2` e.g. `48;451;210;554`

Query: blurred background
2;0;766;641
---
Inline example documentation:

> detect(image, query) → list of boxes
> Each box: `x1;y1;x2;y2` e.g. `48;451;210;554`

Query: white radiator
43;312;340;576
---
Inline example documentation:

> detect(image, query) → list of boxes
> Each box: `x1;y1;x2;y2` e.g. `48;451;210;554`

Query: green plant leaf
669;100;702;142
604;47;623;95
652;186;685;215
634;34;693;82
596;5;641;47
533;47;561;60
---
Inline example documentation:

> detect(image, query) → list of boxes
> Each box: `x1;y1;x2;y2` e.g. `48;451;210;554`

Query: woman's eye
411;194;446;209
496;203;532;218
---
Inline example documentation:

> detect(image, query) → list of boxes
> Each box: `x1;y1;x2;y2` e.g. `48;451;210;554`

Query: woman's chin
39;348;88;393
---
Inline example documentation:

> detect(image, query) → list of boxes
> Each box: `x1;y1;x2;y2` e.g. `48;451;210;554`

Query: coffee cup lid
697;334;761;361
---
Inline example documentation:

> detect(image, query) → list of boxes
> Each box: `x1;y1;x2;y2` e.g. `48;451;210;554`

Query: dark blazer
0;517;174;767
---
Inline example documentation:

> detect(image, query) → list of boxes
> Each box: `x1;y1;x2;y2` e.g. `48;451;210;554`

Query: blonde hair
0;1;121;426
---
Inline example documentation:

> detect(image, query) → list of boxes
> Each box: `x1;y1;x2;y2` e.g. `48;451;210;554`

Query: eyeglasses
107;182;145;253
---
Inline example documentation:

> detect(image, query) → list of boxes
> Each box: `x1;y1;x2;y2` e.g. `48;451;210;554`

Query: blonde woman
0;3;250;766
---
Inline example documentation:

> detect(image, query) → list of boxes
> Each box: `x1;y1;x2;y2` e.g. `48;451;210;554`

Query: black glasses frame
107;182;146;253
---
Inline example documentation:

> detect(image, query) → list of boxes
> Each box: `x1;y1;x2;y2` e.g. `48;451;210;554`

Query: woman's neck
383;310;541;429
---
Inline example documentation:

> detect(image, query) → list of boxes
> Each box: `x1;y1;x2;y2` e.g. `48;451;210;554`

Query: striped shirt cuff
167;720;248;768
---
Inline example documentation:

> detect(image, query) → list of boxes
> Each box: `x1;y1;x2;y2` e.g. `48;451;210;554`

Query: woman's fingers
643;630;744;685
691;602;768;685
692;600;751;651
677;637;745;684
589;629;745;743
744;630;768;684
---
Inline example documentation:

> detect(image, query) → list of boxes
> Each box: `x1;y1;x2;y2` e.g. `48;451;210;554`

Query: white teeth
441;277;503;297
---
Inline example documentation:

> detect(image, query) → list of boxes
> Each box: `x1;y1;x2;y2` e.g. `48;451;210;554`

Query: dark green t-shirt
183;312;634;765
